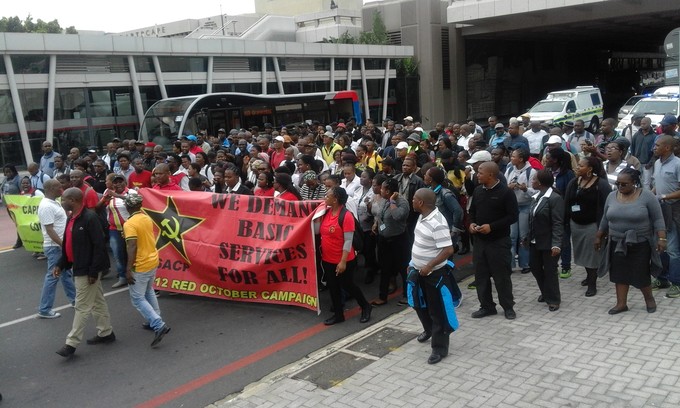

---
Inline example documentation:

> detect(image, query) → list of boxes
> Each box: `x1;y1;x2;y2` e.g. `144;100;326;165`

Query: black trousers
529;245;561;305
414;267;453;355
473;236;515;311
362;232;379;273
377;233;409;300
322;259;369;318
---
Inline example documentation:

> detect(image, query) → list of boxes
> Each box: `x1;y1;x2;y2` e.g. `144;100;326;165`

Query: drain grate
292;328;417;389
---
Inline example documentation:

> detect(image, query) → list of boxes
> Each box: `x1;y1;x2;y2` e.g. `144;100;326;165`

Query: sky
3;0;381;34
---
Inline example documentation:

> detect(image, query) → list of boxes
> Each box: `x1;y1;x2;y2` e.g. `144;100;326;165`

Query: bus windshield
139;97;197;144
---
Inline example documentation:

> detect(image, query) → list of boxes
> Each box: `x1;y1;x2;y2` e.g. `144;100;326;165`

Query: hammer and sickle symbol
161;217;181;243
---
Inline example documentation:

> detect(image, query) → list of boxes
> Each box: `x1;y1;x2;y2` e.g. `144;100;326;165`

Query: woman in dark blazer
528;169;565;311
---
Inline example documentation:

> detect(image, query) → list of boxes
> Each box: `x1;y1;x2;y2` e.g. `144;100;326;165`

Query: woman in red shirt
273;173;302;200
254;172;275;197
315;186;372;325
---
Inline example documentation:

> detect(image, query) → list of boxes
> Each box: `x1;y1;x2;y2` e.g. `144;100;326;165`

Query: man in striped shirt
410;188;456;365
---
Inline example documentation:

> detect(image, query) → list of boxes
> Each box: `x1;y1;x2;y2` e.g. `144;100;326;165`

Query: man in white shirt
523;120;548;156
37;179;76;319
457;124;473;151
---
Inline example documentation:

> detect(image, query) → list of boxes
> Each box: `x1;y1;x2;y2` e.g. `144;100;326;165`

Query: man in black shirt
468;162;519;320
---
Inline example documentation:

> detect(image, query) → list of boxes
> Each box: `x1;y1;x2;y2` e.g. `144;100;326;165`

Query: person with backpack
504;147;537;274
315;186;372;326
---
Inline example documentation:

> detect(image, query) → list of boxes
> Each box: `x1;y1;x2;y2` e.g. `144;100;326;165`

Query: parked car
616;86;680;131
617;95;646;120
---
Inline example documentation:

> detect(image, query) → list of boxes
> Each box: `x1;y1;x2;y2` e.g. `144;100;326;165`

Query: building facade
0;31;411;167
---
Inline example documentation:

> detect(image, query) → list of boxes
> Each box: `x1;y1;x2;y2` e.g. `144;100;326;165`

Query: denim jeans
664;210;680;285
510;205;530;269
128;268;165;331
38;245;76;314
109;229;127;279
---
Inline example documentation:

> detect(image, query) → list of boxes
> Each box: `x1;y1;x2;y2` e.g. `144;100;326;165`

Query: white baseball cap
396;141;409;150
546;135;563;145
467;150;492;164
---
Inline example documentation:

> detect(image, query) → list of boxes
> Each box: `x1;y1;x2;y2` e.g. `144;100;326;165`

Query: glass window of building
19;89;48;122
158;57;207;72
89;89;113;117
113;88;133;117
11;55;49;74
135;57;154;73
55;88;86;120
0;90;17;124
139;86;162;112
0;58;6;75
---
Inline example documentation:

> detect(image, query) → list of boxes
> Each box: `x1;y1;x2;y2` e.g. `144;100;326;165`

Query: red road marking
137;254;473;408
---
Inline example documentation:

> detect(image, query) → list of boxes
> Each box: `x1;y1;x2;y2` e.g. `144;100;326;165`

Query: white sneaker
37;311;61;319
453;292;463;309
111;278;128;289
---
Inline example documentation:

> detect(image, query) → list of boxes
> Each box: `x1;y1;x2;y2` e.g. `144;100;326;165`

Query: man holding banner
37;179;75;319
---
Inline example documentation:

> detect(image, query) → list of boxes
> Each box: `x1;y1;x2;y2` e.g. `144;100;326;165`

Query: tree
0;15;77;34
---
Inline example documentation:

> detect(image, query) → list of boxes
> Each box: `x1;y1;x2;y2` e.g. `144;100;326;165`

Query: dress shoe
359;305;372;323
151;325;171;347
417;331;431;343
323;315;345;325
458;248;469;256
427;352;446;364
548;304;560;312
647;304;657;313
608;306;629;315
520;268;532;274
56;345;76;357
537;295;545;303
585;287;597;297
581;279;588;287
142;323;154;331
86;332;116;345
370;299;387;306
504;309;517;320
471;308;497;318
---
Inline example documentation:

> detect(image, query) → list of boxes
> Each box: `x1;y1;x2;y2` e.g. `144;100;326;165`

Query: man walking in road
468;162;519;320
410;188;457;365
37;179;75;319
123;194;171;347
54;188;114;357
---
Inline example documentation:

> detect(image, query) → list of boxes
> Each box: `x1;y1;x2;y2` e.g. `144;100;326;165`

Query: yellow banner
4;195;44;252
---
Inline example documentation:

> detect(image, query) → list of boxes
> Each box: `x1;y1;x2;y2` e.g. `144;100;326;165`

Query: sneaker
652;278;671;291
36;253;47;260
559;269;572;279
467;281;477;290
151;325;171;347
111;278;128;289
666;284;680;298
396;298;409;306
37;311;61;319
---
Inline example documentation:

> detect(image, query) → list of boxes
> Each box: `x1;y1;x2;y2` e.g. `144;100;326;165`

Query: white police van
524;86;603;132
616;86;680;131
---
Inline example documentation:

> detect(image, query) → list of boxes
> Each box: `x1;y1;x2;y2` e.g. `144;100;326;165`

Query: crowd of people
2;110;680;364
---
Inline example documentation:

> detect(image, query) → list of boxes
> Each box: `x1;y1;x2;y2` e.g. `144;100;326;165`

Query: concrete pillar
46;55;57;144
346;58;353;90
261;57;267;95
3;55;32;165
450;27;466;121
360;58;369;122
273;57;284;94
382;58;390;122
330;57;335;92
207;56;214;94
152;56;168;99
128;55;146;135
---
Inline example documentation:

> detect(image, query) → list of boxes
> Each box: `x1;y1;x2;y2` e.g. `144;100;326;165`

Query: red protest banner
139;188;322;312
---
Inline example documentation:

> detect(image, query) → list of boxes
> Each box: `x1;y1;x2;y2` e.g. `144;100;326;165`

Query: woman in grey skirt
595;169;666;314
564;156;611;296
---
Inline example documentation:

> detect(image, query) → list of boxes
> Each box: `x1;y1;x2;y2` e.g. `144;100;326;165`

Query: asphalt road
0;247;473;407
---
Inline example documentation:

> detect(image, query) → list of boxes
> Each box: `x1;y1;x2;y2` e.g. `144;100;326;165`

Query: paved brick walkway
214;265;680;408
